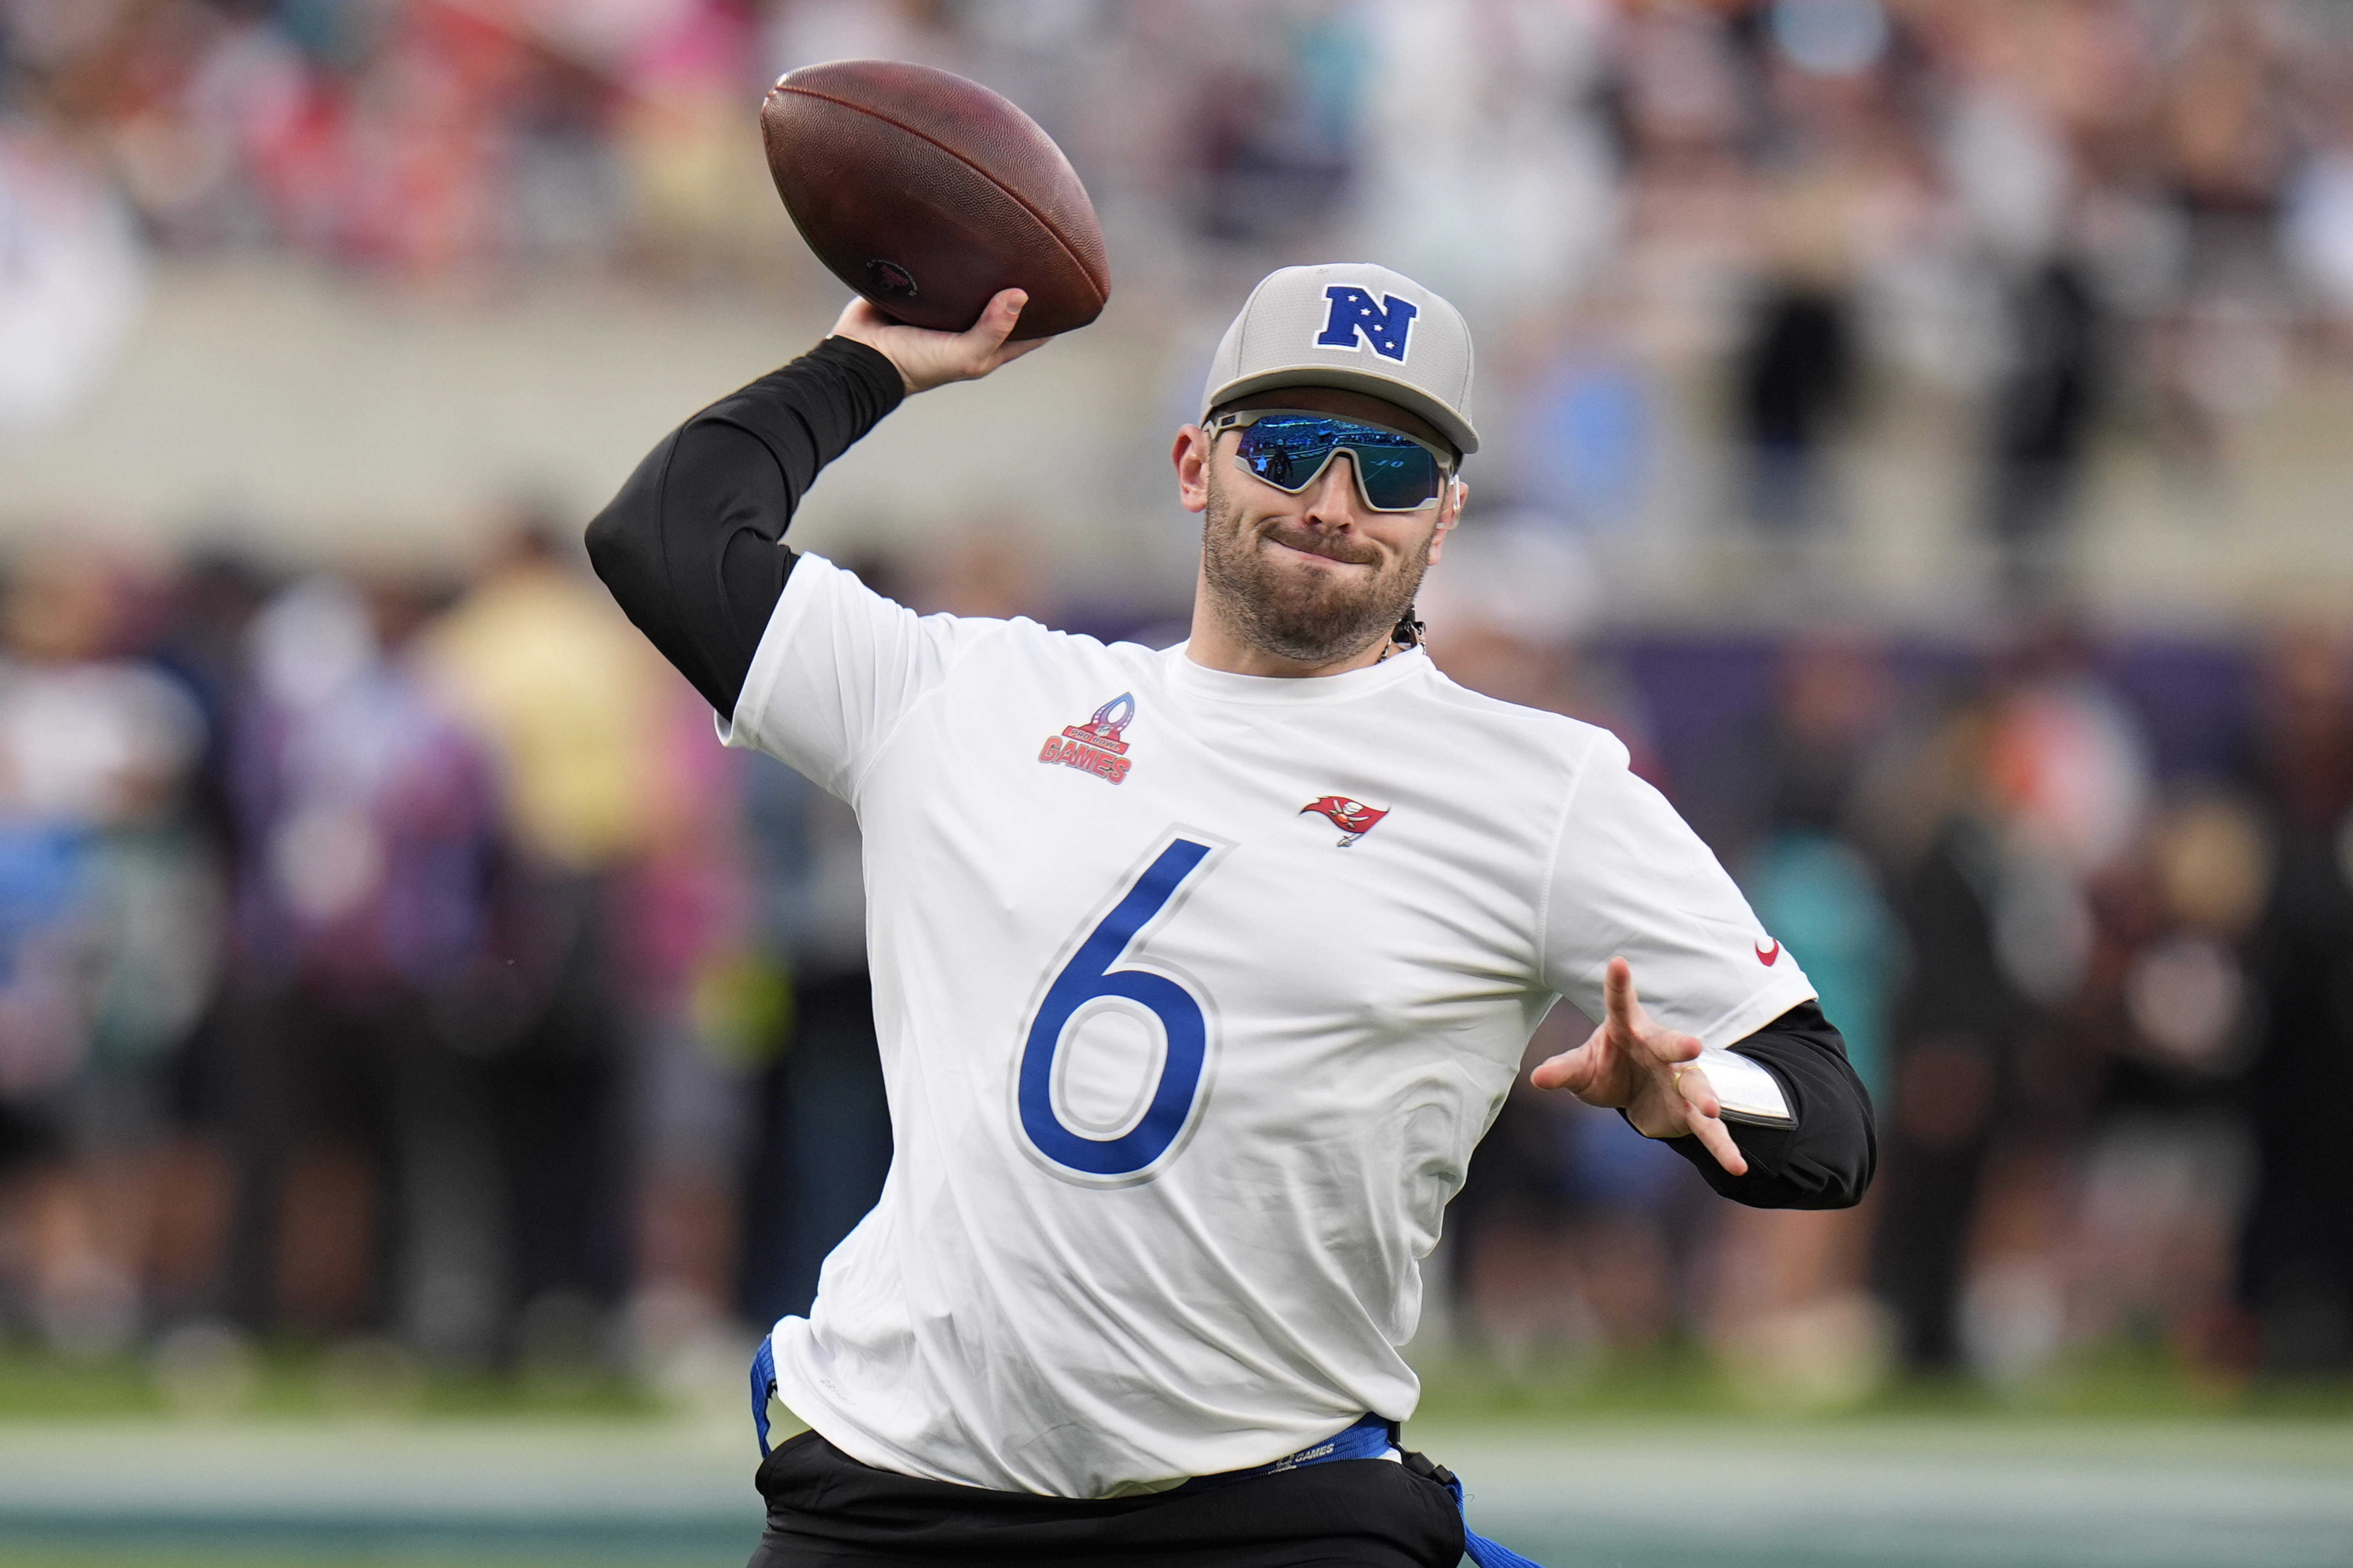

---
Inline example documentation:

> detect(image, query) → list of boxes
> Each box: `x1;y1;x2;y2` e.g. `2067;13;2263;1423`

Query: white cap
1200;263;1479;457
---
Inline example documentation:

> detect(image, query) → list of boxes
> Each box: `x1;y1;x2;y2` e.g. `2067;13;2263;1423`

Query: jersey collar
1164;642;1428;706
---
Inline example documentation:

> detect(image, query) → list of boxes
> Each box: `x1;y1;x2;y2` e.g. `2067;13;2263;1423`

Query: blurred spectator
1688;635;1901;1406
1348;0;1616;314
224;574;503;1359
1502;303;1658;534
1971;627;2157;1383
1982;258;2103;601
418;521;675;1364
138;548;273;1329
1853;617;2160;1381
1182;0;1365;248
2283;84;2353;340
1613;0;1752;174
1731;258;1856;537
611;0;771;273
620;670;760;1373
145;549;273;859
0;124;144;434
2158;3;2293;294
1733;638;1900;1100
0;549;215;1355
734;749;888;1330
766;0;945;75
2064;785;2265;1371
2147;2;2298;464
2235;624;2353;1374
1856;688;2035;1374
1984;621;2154;998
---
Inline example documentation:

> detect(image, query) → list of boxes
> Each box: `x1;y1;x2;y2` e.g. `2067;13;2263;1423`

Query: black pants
747;1429;1466;1568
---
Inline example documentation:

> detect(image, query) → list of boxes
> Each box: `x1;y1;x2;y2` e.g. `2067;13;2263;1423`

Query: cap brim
1204;367;1480;458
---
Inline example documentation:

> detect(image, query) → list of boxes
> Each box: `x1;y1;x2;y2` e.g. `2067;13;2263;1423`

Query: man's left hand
1529;956;1749;1176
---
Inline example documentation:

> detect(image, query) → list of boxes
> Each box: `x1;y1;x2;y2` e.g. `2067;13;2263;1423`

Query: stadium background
0;0;2350;1563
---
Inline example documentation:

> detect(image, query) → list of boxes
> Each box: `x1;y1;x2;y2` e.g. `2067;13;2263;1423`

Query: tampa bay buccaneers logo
1301;795;1388;847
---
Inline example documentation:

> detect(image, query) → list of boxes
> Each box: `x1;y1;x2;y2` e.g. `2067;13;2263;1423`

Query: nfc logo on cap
1315;285;1418;363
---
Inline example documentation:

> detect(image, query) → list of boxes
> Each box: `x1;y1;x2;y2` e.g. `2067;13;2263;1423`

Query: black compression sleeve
1657;999;1877;1209
585;336;905;715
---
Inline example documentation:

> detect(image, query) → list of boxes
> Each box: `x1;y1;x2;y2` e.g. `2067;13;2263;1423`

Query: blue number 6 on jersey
1018;839;1215;1179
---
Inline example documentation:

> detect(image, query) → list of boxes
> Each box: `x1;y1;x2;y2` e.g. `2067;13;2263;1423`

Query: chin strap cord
1378;607;1425;663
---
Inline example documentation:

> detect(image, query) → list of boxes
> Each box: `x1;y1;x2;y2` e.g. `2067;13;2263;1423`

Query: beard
1198;463;1437;666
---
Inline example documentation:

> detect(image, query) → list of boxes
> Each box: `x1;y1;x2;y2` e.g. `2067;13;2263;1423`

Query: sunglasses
1207;409;1454;513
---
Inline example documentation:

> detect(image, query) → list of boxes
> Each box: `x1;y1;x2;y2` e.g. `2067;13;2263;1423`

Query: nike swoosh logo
1756;940;1781;966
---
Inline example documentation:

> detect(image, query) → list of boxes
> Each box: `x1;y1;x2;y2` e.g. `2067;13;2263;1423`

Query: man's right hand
828;288;1043;395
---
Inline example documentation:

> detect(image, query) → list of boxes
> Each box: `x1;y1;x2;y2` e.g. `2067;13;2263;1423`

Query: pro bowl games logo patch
1040;693;1135;785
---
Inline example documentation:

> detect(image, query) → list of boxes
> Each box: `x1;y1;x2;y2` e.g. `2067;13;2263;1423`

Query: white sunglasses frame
1205;408;1457;514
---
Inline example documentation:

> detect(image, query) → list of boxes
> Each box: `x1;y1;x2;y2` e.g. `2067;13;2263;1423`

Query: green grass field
0;1345;2344;1568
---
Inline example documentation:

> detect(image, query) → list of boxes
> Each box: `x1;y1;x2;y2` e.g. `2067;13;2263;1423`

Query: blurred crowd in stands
2;0;2353;1402
13;0;2353;591
0;527;902;1388
1438;588;2353;1396
0;527;2346;1400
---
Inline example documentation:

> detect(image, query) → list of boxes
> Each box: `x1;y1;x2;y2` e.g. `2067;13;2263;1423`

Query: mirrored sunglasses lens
1352;445;1439;510
1236;418;1439;508
1237;421;1331;492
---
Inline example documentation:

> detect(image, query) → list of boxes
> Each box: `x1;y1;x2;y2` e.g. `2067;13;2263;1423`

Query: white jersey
726;555;1815;1499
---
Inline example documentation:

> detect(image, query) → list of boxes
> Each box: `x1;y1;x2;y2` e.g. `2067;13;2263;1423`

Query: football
761;60;1110;342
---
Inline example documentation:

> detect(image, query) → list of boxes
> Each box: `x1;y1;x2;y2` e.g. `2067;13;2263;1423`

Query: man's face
1179;388;1462;668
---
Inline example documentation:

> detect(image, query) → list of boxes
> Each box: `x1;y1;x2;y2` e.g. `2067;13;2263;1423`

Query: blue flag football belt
750;1337;779;1457
753;1341;1541;1568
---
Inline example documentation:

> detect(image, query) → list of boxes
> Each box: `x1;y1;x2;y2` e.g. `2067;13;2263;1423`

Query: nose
1298;451;1363;523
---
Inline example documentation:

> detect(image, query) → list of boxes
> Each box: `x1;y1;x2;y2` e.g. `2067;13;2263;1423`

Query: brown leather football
761;60;1109;342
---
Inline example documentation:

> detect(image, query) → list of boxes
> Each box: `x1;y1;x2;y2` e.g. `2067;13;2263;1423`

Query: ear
1173;425;1212;515
1427;477;1467;564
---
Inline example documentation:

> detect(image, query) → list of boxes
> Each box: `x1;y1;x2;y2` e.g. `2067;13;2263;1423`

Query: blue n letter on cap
1315;286;1418;362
